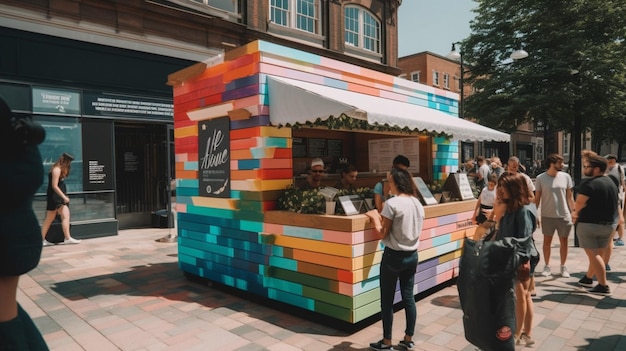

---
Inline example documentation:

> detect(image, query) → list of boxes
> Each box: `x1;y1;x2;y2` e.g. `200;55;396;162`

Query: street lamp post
446;42;529;158
446;42;529;119
446;42;465;118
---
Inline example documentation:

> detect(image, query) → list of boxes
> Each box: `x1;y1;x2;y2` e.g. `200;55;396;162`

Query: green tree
461;0;626;176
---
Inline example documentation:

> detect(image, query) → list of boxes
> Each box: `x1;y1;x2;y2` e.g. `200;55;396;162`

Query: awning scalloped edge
273;114;453;139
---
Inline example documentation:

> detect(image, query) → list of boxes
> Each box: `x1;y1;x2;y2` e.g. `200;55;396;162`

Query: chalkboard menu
307;138;326;158
327;139;343;157
292;137;307;158
442;173;476;201
413;177;438;205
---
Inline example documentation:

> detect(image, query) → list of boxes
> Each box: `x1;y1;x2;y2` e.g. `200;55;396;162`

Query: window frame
344;5;381;54
443;73;450;89
167;0;240;20
270;0;320;35
433;70;440;86
410;71;421;83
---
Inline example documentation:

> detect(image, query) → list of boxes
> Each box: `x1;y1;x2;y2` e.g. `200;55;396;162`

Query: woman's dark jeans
379;247;418;340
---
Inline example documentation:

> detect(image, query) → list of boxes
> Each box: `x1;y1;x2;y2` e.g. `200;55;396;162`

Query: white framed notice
368;138;419;173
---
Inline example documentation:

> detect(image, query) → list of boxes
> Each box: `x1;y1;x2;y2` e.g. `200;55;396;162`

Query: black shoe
588;284;611;296
578;276;593;288
398;340;415;350
370;340;394;350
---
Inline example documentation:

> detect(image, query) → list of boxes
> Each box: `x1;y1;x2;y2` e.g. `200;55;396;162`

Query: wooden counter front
259;200;476;323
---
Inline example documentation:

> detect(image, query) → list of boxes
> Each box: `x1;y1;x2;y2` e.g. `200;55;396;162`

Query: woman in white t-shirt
474;173;497;224
366;168;424;351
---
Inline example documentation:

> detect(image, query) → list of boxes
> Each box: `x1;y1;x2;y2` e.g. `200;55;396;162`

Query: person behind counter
301;158;326;190
334;164;358;191
374;155;410;212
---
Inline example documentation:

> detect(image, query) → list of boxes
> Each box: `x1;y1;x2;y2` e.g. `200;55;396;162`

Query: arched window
270;0;319;34
344;5;381;53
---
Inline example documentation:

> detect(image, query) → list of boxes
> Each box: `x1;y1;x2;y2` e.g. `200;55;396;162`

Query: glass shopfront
1;82;173;237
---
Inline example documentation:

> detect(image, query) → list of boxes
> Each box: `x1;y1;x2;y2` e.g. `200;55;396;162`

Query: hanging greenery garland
276;114;451;139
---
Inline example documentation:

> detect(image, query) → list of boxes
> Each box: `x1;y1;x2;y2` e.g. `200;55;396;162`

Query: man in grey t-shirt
605;154;625;247
534;154;575;278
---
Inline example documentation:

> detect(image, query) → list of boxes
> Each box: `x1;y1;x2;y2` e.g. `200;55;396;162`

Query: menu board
368;138;420;172
307;138;326;158
292;137;307;158
442;173;475;201
413;177;438;205
198;116;230;198
327;139;343;157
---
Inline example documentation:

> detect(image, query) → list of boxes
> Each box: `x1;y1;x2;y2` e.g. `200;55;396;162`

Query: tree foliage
462;0;626;143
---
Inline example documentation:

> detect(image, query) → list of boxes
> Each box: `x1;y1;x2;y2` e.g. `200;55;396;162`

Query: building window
344;6;381;53
270;0;319;34
410;71;420;83
187;0;237;12
443;73;450;89
563;134;570;155
433;70;440;86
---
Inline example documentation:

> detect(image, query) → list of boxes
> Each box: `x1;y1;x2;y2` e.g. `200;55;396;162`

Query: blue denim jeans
379;247;418;340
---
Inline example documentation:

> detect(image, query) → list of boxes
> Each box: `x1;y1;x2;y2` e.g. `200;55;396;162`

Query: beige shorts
541;217;573;238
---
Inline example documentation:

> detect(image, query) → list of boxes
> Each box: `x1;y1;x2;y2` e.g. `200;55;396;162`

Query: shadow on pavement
49;261;373;335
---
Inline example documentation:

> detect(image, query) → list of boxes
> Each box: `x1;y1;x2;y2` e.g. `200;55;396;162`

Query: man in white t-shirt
534;154;575;278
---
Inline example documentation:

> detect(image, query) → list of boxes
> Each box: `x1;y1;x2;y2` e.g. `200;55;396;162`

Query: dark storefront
0;27;193;236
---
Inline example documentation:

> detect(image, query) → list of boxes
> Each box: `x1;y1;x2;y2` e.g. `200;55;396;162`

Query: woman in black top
0;96;49;349
41;153;81;245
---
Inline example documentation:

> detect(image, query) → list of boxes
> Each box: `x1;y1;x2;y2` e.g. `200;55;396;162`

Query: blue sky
398;0;476;57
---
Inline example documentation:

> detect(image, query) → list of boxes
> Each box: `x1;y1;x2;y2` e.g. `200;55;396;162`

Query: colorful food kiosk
169;41;509;323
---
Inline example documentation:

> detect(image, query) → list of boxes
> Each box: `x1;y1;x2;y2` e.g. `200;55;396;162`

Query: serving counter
178;199;476;323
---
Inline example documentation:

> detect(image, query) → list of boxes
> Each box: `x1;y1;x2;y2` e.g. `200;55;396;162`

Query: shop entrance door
114;122;170;228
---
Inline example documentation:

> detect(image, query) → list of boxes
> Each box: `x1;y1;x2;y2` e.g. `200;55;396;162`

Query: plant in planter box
277;184;325;214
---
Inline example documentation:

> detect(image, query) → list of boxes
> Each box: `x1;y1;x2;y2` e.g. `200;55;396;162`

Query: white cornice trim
0;5;223;62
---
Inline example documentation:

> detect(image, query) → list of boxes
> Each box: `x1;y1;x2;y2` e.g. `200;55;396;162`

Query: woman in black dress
41;152;81;245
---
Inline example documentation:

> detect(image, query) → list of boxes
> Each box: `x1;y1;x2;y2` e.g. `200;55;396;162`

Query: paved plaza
19;227;626;350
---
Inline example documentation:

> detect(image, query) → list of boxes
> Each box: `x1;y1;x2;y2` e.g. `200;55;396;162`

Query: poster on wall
368;138;420;173
198;116;230;198
82;120;113;191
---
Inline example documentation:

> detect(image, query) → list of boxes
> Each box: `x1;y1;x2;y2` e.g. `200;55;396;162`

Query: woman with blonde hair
41;153;81;245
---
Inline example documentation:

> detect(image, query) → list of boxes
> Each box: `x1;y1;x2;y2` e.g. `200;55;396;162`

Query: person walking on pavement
605;154;625;247
41;152;81;246
535;154;575;278
573;154;621;295
366;168;424;351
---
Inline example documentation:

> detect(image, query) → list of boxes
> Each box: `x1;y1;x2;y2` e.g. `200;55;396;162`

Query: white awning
267;76;509;142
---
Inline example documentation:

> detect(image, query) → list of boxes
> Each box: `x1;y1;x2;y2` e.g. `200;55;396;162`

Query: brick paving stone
16;227;626;350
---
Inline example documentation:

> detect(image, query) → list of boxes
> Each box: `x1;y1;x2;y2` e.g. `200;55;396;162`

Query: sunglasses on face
311;170;326;174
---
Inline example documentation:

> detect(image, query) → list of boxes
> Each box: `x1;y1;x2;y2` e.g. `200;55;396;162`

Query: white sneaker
560;265;570;278
43;240;54;247
63;237;81;245
541;265;552;277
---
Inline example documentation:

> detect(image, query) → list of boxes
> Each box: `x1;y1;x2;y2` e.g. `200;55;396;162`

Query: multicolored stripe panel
171;40;474;323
